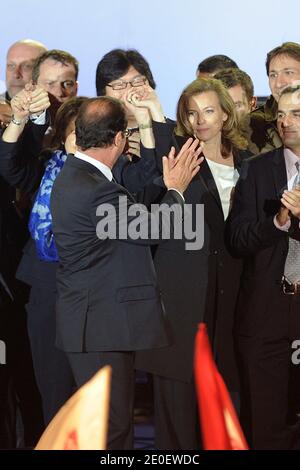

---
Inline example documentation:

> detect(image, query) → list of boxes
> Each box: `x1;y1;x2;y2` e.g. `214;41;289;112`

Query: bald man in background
1;39;47;101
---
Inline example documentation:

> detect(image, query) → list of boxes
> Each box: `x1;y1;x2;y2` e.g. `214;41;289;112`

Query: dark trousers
0;282;44;448
67;351;135;450
26;286;75;425
237;287;300;450
153;375;201;450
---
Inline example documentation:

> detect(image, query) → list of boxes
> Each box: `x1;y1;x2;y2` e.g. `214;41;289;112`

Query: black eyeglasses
123;127;139;138
107;77;146;91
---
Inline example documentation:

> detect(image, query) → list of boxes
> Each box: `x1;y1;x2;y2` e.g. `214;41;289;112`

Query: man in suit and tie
50;96;202;450
226;85;300;449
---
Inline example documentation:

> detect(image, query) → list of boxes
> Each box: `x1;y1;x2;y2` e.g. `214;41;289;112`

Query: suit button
219;261;223;268
213;250;218;255
220;289;224;295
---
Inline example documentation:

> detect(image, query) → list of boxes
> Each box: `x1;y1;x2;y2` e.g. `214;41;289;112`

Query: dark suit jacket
136;123;244;390
0;121;48;279
225;147;300;336
17;143;160;290
0;121;48;194
113;144;160;196
50;155;184;353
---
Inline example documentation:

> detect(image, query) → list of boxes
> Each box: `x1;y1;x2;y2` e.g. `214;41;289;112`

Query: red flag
194;323;248;450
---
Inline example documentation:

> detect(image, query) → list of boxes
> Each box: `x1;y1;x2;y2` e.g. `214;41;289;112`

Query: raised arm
0;85;50;192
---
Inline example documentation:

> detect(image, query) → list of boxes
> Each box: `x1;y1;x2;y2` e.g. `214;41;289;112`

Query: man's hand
10;84;50;123
162;138;204;194
276;205;291;226
125;131;141;159
281;188;300;220
28;85;50;116
11;89;31;122
127;85;165;123
124;88;152;126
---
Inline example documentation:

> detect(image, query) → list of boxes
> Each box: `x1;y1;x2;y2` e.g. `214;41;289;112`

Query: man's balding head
76;97;127;151
6;39;47;98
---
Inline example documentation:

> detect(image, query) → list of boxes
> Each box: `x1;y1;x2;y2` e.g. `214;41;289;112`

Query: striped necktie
284;161;300;283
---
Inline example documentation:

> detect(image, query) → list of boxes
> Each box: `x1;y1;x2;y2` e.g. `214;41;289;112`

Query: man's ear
114;130;125;147
251;96;257;111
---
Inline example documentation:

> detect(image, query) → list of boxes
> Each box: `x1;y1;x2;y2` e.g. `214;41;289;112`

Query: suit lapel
199;159;223;212
271;147;287;198
173;135;222;211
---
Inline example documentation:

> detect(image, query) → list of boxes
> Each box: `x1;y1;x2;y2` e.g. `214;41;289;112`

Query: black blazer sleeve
112;143;160;195
152;119;176;173
0;120;47;193
225;159;286;256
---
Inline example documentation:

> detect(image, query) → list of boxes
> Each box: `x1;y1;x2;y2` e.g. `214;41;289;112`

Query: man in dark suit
50;96;202;450
226;85;300;449
0;85;50;447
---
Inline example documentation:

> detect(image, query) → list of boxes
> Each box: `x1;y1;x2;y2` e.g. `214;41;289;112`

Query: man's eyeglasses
123;127;139;138
107;77;146;91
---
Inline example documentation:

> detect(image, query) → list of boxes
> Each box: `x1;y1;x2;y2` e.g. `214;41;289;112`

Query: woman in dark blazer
136;77;250;449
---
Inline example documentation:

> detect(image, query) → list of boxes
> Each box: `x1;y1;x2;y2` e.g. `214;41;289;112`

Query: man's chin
8;86;25;98
283;138;297;148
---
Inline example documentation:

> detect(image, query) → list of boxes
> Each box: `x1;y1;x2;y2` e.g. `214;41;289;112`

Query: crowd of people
1;39;300;450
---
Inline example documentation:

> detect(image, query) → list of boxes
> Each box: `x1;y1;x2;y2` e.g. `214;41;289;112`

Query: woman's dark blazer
136;121;250;391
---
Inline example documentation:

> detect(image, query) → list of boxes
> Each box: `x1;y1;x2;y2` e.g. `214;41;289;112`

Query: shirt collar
74;150;113;181
284;147;300;180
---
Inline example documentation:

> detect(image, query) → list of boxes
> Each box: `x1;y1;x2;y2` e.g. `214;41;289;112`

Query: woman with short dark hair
95;49;164;195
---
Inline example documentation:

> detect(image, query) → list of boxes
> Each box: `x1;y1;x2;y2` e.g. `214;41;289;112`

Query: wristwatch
11;115;26;125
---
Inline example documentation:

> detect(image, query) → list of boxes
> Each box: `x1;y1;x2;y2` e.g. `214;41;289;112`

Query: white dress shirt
274;148;300;231
206;158;239;220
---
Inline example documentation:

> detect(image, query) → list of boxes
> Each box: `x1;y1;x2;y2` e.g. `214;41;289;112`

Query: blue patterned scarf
29;150;67;262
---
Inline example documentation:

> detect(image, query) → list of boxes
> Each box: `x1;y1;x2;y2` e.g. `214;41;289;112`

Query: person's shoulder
250;96;277;124
54;156;95;189
250;104;266;121
244;146;283;169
